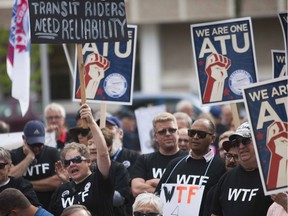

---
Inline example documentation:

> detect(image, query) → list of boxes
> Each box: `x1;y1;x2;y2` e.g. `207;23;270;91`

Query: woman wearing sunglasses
132;192;163;216
49;103;114;216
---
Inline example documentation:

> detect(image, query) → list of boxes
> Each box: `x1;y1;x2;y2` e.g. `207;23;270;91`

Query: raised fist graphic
203;53;231;103
76;53;110;99
266;121;288;189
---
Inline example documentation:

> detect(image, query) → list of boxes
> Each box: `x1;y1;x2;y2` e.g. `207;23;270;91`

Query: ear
118;129;124;139
211;134;216;144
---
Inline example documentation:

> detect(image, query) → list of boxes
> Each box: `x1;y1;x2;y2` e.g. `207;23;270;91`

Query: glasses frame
224;153;239;161
231;137;251;147
178;138;189;143
156;128;177;136
0;162;8;169
63;156;87;168
188;129;213;139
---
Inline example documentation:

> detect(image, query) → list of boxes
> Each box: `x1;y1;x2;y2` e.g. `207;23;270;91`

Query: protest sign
191;17;258;106
28;0;128;43
73;25;137;105
134;105;166;154
278;12;288;74
160;183;204;216
271;50;286;78
242;77;288;195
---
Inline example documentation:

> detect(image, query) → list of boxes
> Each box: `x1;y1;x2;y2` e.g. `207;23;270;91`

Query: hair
152;112;177;131
44;102;66;118
61;142;90;161
0;147;12;163
173;112;193;128
219;130;235;142
60;204;92;216
133;193;163;215
101;128;113;148
175;99;193;112
193;118;216;134
0;188;31;215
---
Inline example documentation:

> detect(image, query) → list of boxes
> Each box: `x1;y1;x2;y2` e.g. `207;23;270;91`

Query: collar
58;129;67;143
0;178;10;187
186;148;214;163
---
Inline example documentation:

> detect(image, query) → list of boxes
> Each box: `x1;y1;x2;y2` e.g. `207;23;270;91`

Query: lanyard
112;147;122;161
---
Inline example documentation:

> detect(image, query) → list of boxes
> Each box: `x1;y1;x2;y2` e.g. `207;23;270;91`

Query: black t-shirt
211;165;273;216
49;169;114;216
111;147;140;176
130;150;188;180
10;146;60;209
0;176;41;207
155;155;226;215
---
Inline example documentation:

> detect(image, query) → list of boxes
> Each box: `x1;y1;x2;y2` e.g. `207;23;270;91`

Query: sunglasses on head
63;156;87;167
156;128;177;136
0;162;8;169
231;137;251;147
133;212;160;216
188;129;213;139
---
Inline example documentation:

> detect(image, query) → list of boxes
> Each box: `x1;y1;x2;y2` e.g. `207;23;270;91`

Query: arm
31;175;62;192
80;103;111;178
9;143;35;177
131;177;160;197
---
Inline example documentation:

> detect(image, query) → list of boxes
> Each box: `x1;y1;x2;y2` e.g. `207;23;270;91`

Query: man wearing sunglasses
131;112;187;198
211;122;273;216
9;120;61;209
155;118;225;216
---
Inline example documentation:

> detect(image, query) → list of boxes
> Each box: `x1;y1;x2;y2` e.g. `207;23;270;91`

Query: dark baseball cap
222;140;233;152
97;116;122;128
23;120;45;145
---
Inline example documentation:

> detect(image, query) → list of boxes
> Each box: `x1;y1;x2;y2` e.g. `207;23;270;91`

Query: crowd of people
0;100;286;216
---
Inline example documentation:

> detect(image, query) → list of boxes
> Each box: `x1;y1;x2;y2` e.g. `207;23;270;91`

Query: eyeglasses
224;153;239;161
0;162;8;169
63;156;87;167
46;115;62;121
188;129;213;139
156;128;177;136
231;137;251;147
178;138;189;143
133;211;160;216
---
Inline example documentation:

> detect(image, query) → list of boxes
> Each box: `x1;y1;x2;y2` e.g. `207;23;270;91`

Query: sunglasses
63;156;87;167
231;137;251;147
156;128;177;136
224;153;239;161
133;212;160;216
77;129;90;137
29;143;44;148
188;130;213;139
0;162;8;169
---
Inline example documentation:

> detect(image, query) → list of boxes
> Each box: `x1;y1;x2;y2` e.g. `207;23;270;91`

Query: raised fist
266;121;288;189
76;53;110;99
203;53;231;103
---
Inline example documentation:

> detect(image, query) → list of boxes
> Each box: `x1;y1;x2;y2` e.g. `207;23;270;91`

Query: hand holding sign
76;53;110;99
203;53;231;103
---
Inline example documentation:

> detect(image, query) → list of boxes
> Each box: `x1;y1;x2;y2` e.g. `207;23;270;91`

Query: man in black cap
9;120;61;209
211;122;273;216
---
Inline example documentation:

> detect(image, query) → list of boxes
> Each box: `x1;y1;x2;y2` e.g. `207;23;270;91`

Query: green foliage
0;27;41;98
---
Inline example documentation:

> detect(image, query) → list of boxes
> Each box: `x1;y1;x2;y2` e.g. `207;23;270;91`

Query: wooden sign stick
77;43;88;128
99;103;107;129
230;103;241;129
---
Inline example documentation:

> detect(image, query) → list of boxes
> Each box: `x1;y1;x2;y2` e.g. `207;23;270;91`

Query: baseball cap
23;120;45;145
222;140;233;152
97;116;122;128
229;122;251;141
210;106;222;119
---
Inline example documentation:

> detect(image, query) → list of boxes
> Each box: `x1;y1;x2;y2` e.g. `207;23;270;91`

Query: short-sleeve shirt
130;150;188;180
49;169;114;216
211;165;273;216
10;145;60;208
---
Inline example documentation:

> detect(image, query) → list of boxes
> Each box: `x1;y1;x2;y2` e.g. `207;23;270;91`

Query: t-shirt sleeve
129;154;147;180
